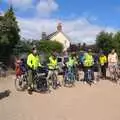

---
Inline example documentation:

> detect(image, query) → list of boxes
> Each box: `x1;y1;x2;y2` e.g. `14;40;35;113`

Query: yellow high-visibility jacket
99;55;107;66
83;53;94;67
27;53;41;70
48;56;58;69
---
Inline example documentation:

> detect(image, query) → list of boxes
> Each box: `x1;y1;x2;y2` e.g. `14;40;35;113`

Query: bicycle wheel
15;75;27;91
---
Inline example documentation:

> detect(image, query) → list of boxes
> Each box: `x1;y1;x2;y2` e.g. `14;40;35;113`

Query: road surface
0;73;120;120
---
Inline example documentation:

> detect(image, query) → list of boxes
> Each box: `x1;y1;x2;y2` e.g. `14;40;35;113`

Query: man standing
83;49;94;84
27;46;42;93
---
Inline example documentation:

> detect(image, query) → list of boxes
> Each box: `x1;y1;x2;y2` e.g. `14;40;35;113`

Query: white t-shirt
108;53;118;63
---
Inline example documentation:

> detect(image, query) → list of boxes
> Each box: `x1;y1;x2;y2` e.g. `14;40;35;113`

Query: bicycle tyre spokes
15;74;28;91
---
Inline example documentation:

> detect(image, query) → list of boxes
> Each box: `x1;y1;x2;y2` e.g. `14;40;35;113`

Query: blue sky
0;0;119;43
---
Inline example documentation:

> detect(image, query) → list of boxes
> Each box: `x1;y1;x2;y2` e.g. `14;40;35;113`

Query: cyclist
108;49;119;78
15;56;22;77
62;53;76;83
27;46;42;92
47;52;60;85
72;53;79;81
66;53;76;68
83;49;94;84
99;51;107;79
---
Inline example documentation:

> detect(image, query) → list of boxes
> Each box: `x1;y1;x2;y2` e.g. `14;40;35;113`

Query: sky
0;0;120;44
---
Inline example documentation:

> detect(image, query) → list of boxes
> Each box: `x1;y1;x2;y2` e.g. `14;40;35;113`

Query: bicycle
84;68;94;85
63;66;75;87
32;69;49;92
15;68;49;92
15;71;28;91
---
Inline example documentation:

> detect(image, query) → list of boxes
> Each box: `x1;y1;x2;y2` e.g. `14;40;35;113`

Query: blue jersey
79;54;85;64
20;62;27;73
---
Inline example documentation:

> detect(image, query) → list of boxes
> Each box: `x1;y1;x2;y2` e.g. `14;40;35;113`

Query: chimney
41;32;47;40
57;23;62;32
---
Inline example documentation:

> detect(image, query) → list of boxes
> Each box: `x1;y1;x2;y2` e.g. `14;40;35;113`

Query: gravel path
0;74;120;120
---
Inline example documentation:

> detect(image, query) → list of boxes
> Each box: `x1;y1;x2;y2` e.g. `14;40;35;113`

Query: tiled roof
46;31;58;40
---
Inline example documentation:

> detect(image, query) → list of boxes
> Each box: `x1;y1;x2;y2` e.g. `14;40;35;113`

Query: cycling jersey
27;53;41;70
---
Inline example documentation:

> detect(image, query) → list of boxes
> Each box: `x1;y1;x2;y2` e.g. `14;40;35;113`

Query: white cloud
5;0;59;16
4;0;116;44
17;17;116;44
5;0;33;10
36;0;59;16
0;9;4;16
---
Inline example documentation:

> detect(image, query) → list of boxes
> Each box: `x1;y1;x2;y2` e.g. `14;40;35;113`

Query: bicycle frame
64;66;75;84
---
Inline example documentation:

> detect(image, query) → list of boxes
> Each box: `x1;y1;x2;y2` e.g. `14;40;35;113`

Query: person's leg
55;70;58;81
75;66;79;81
115;64;119;74
101;65;104;78
55;70;61;85
91;66;94;81
102;65;106;79
46;70;53;89
96;64;101;81
28;69;33;89
46;70;52;80
84;67;87;83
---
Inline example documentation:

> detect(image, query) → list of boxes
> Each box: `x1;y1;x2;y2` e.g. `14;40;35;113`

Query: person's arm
92;56;94;65
38;56;42;67
38;63;42;67
116;53;118;63
104;56;107;63
27;55;32;68
108;54;110;63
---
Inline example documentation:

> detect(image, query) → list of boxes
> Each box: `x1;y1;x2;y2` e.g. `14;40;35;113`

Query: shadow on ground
0;90;11;100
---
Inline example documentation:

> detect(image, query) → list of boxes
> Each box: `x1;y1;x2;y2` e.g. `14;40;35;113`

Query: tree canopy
0;6;20;63
37;40;63;54
96;31;120;56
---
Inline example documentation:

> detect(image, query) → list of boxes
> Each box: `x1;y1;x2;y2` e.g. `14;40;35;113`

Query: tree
0;6;20;63
113;32;120;57
37;40;63;55
13;39;32;56
96;31;113;54
4;6;20;45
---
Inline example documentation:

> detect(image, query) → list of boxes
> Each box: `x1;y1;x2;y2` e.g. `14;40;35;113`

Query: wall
50;32;70;51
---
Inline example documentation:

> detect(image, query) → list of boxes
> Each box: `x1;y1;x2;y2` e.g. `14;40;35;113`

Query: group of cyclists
15;45;120;94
